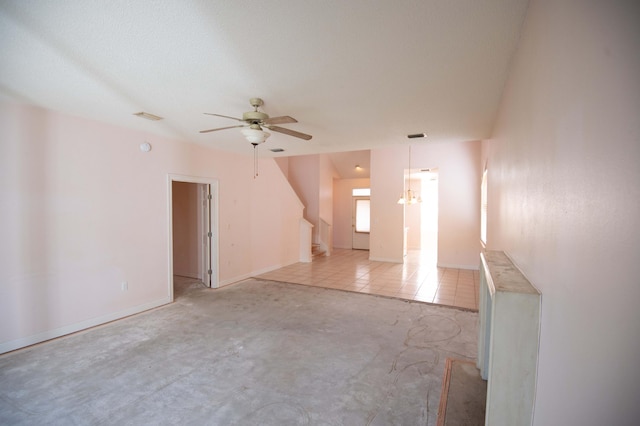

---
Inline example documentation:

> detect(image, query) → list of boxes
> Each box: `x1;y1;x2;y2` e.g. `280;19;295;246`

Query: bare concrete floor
0;278;477;425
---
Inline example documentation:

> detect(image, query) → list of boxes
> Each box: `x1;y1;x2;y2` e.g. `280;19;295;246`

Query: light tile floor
256;248;479;310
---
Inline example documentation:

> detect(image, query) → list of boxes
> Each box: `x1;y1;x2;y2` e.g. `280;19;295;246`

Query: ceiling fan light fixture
241;126;270;144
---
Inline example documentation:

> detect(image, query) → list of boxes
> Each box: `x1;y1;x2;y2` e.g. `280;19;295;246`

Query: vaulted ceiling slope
0;0;529;157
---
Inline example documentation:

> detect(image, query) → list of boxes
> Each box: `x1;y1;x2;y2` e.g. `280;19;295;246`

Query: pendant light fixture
397;145;422;205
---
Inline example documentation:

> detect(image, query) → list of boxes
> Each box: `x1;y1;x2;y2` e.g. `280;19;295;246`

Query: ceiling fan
200;98;312;142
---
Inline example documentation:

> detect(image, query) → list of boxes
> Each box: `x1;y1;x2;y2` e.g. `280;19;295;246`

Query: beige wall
486;0;640;423
0;102;303;353
171;181;199;278
371;142;481;267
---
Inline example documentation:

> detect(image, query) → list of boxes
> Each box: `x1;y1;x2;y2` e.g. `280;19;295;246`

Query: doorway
352;196;370;250
403;169;438;265
168;175;219;301
419;169;439;264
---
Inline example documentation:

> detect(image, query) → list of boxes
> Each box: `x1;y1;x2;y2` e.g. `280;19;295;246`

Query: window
352;188;371;197
480;169;488;244
355;199;370;233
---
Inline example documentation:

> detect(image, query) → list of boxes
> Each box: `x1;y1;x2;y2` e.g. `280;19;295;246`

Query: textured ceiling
0;0;529;160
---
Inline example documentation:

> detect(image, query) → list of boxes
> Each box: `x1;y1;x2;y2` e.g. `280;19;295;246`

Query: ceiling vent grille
407;133;427;139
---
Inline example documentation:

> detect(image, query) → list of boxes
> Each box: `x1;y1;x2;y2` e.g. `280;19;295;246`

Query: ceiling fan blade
203;113;244;122
267;125;313;140
263;115;298;125
199;124;246;134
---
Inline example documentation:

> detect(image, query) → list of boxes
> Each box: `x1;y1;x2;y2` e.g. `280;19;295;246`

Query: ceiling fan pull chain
252;142;259;178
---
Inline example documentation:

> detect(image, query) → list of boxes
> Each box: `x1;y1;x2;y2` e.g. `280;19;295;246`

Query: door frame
167;174;219;301
198;183;212;287
352;196;370;250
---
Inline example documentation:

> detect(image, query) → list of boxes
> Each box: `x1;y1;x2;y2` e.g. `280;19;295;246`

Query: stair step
311;244;325;258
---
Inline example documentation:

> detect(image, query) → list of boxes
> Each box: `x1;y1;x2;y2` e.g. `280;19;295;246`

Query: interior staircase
311;243;326;259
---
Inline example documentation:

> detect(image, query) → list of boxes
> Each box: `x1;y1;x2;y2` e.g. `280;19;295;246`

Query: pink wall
249;160;304;274
486;0;640;423
370;146;406;262
0;102;303;353
274;156;289;178
319;154;337;226
332;178;371;249
288;155;319;234
172;181;199;278
371;142;481;266
287;154;337;243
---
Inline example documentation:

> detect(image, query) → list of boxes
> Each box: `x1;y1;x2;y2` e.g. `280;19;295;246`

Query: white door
352;197;370;250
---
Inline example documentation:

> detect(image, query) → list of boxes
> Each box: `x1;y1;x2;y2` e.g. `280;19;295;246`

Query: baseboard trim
437;263;479;270
218;261;299;287
0;296;171;355
369;256;403;263
218;272;255;287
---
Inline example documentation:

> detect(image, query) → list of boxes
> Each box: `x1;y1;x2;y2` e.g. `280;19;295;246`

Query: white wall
370;142;481;266
486;0;640;424
0;102;303;353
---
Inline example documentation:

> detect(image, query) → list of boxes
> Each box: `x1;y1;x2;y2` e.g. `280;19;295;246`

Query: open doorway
404;169;439;265
168;175;219;301
352;192;371;250
419;169;439;264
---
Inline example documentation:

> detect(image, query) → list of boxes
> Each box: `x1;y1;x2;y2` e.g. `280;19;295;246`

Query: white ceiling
0;0;529;163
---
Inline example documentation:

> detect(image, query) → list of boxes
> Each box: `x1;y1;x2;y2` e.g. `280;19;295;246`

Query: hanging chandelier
398;145;422;205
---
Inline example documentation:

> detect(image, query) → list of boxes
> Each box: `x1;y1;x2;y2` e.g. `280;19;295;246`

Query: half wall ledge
477;250;541;426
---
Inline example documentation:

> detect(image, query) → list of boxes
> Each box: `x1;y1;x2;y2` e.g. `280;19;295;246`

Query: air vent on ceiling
407;133;427;139
270;148;285;152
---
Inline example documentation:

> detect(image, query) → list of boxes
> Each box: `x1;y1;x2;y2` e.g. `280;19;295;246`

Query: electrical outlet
121;281;128;291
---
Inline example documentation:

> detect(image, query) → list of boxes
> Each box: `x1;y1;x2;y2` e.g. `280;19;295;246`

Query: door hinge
207;194;213;200
207;231;212;238
208;269;212;275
